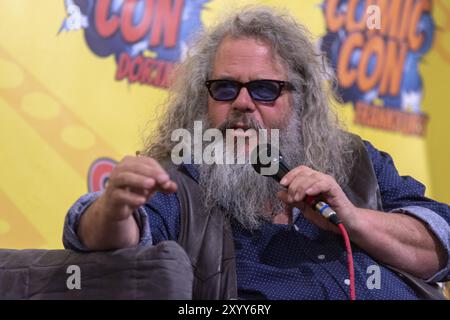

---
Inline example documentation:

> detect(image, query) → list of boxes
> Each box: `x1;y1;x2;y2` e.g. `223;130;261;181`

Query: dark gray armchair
0;241;193;299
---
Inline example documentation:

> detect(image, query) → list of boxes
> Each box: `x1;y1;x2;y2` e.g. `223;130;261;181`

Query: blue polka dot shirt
64;141;450;299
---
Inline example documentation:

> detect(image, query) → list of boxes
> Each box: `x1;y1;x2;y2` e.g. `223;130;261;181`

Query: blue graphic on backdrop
320;0;434;136
60;0;209;88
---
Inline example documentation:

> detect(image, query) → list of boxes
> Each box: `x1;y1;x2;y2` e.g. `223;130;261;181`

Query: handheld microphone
251;144;355;300
251;144;341;225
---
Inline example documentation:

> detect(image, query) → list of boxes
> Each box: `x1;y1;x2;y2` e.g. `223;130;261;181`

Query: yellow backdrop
0;0;449;249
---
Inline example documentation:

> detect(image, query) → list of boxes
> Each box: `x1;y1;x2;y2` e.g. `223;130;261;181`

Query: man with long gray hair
64;7;450;299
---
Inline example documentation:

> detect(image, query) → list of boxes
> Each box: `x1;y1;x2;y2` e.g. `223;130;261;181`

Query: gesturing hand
98;155;177;222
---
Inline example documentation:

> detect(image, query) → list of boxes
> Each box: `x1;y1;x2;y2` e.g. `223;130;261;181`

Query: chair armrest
0;241;193;299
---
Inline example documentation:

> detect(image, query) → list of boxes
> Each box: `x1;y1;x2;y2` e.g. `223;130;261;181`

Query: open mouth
227;125;258;139
230;123;250;131
218;117;262;137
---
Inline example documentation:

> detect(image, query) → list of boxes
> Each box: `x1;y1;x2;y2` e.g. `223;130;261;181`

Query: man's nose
231;87;256;113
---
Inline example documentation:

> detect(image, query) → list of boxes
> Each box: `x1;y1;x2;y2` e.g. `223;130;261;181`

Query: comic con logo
321;0;435;136
60;0;208;88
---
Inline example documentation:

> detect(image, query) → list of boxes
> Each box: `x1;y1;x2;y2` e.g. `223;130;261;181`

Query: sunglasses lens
209;81;239;101
248;81;281;101
207;80;285;102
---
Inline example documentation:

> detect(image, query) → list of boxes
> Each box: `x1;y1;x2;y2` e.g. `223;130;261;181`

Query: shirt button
318;254;325;260
344;279;350;286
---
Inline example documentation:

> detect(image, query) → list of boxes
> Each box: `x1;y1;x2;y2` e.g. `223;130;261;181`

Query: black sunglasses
205;79;294;102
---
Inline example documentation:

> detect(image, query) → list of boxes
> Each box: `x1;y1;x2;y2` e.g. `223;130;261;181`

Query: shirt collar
180;163;200;182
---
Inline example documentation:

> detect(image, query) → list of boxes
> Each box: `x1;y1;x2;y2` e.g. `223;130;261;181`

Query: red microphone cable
306;196;356;300
337;223;355;300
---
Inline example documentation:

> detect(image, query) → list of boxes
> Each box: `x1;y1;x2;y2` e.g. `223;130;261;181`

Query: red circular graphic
88;158;117;192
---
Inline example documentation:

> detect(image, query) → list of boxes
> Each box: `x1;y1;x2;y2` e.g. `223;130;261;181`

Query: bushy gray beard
198;111;304;230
